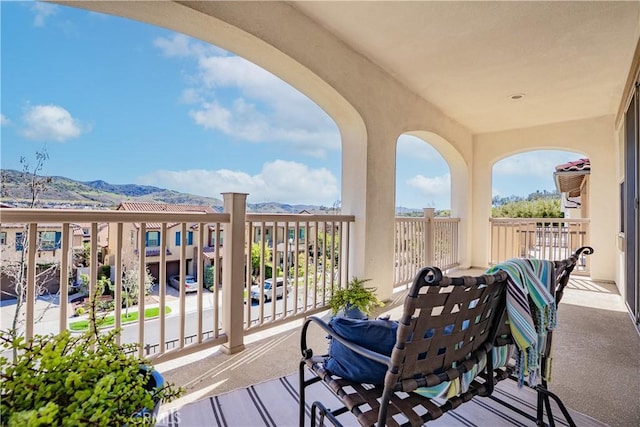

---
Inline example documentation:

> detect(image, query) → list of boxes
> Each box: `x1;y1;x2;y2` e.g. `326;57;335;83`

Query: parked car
169;275;198;292
250;277;291;302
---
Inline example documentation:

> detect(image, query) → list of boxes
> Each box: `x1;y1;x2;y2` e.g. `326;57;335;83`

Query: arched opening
395;134;451;214
490;149;591;269
392;132;469;285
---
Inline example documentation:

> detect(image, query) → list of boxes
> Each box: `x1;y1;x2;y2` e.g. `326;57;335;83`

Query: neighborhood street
0;283;309;358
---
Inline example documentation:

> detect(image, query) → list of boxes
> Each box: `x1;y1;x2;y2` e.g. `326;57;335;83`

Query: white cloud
31;2;57;27
493;151;579;179
137;160;339;205
179;88;202;104
0;114;10;126
406;173;451;207
20;105;87;142
155;34;340;157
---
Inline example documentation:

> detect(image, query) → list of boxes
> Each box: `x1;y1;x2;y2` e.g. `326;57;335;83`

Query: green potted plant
0;302;183;425
328;277;383;319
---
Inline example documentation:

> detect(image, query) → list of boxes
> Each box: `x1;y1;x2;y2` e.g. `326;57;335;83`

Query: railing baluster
138;223;146;358
197;223;204;343
59;223;70;333
114;223;123;346
179;222;186;349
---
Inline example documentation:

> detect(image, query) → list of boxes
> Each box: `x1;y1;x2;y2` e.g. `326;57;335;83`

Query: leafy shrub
0;327;183;425
204;265;214;286
492;198;563;218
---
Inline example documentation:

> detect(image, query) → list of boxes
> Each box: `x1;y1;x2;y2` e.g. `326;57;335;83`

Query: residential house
0;221;86;299
106;202;216;283
554;158;591;219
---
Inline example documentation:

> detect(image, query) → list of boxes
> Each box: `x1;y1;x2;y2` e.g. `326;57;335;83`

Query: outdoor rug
156;372;606;427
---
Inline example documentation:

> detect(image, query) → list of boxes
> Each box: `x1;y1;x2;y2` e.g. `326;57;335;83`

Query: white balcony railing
393;208;460;288
0;195;355;362
490;218;591;274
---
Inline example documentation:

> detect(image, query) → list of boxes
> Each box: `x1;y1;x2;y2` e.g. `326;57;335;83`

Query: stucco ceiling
291;1;640;134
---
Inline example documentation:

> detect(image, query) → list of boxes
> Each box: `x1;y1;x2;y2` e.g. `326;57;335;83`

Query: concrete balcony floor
158;270;640;427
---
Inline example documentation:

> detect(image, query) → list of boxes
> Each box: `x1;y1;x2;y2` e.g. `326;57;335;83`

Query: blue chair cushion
324;316;398;384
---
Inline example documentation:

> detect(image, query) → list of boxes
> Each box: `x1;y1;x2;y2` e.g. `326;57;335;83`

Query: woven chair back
387;267;508;392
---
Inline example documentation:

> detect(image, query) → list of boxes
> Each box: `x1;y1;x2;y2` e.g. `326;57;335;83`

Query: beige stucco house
106;202;216;283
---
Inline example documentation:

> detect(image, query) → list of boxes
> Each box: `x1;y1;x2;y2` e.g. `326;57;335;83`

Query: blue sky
1;2;582;209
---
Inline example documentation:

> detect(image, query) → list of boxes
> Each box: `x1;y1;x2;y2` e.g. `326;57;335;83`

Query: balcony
1;202;638;425
4;1;640;425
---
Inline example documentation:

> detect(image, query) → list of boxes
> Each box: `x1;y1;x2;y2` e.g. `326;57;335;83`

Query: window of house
210;230;224;246
15;232;24;251
0;232;6;245
39;231;61;251
288;228;305;241
175;231;193;246
145;231;160;247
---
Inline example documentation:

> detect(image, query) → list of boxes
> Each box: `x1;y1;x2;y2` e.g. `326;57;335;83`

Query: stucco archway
398;131;472;267
472;117;617;280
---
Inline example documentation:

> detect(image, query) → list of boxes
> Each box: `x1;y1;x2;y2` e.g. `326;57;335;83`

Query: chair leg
300;361;307;427
311;401;343;427
535;385;577;427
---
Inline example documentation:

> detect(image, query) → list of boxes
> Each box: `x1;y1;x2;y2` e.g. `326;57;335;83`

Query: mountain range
0;169;347;214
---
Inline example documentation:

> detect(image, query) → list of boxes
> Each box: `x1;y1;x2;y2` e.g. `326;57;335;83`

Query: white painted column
342;129;397;301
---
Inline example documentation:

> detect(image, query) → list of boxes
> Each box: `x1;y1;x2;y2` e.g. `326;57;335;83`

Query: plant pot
137;366;165;420
341;304;368;319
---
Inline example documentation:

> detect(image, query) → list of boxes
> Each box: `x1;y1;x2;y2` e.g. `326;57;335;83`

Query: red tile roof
555;158;590;172
117;202;216;229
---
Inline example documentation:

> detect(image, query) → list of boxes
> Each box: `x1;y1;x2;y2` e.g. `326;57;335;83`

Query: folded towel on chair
486;258;556;387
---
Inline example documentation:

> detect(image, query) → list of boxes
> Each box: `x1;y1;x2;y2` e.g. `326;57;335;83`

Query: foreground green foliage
328;277;383;316
0;328;183;426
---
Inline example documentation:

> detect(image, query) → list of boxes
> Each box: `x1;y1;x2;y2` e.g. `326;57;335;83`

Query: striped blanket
486;258;557;387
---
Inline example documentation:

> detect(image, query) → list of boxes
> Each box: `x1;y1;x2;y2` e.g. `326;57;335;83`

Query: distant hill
0;169;325;213
1;169;223;210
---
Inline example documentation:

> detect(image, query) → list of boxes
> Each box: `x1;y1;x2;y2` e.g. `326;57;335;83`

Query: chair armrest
300;316;391;366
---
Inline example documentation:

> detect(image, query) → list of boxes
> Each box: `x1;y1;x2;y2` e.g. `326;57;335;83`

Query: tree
119;247;154;316
289;252;307;279
492;198;563;218
0;149;56;341
250;242;273;282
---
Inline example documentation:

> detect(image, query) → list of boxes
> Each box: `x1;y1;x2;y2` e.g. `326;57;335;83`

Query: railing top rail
0;208;229;224
489;217;590;223
394;216;460;221
246;213;355;222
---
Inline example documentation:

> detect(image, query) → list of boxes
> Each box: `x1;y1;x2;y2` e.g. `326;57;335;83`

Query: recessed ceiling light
510;93;526;100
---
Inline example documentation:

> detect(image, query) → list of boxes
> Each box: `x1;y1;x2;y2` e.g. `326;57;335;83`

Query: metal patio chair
299;247;593;427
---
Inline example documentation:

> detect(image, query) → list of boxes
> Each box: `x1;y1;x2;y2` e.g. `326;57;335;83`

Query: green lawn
69;306;172;331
